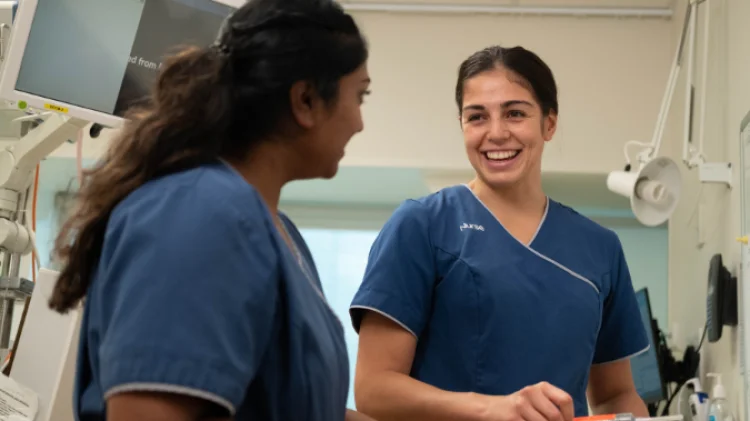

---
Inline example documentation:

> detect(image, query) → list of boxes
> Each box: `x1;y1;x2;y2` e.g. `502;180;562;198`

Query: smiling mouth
484;150;520;161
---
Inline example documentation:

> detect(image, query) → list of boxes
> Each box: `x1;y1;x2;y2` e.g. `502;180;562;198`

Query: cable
662;382;685;416
696;324;707;353
660;320;708;416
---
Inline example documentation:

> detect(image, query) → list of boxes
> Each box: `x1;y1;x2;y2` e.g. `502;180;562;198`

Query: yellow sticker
44;103;69;113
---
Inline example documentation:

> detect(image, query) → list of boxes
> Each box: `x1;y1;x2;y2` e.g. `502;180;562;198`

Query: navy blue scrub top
74;162;349;421
350;185;649;416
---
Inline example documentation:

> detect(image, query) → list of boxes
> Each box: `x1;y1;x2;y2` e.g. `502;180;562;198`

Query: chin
478;169;525;189
319;163;340;180
484;177;521;189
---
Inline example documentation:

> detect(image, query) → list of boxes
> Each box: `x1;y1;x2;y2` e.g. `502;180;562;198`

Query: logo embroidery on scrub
460;223;485;232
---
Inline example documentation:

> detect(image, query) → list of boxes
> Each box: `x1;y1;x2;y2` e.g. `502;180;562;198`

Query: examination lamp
607;157;681;227
607;0;730;227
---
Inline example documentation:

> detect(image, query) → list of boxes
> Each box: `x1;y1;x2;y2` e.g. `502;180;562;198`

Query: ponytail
49;46;233;313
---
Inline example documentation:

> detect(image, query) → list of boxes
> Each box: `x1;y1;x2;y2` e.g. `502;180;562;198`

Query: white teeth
485;150;519;160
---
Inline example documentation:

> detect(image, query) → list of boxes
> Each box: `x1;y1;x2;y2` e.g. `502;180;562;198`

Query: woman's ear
543;111;558;141
289;81;318;129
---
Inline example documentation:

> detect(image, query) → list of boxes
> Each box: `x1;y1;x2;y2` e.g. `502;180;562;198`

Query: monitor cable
659;322;707;416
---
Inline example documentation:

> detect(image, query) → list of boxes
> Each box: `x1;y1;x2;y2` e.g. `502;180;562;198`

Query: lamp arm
694;0;711;165
645;1;695;165
682;1;698;166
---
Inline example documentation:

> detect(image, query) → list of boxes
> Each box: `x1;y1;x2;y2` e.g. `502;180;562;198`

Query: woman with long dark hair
50;0;373;420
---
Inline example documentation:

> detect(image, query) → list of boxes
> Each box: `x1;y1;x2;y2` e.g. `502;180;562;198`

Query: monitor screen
2;0;235;127
630;288;666;404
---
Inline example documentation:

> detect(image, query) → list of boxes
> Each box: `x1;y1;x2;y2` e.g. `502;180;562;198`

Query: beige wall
38;10;674;177
667;0;750;418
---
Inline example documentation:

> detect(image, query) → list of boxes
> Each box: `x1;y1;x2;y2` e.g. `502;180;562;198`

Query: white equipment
0;0;235;130
0;0;238;368
607;0;730;227
607;157;682;227
0;0;238;268
10;269;80;421
0;113;88;256
0;0;39;364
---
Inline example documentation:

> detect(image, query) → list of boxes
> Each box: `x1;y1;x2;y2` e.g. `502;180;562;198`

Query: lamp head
606;156;682;227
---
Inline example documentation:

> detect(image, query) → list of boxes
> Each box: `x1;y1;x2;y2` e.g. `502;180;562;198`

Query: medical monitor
630;287;667;404
0;0;237;129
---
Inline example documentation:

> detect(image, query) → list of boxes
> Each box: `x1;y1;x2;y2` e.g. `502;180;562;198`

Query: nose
488;116;510;141
355;109;365;133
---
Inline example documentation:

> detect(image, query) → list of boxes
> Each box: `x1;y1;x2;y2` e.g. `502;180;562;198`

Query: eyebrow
361;77;371;84
462;100;534;113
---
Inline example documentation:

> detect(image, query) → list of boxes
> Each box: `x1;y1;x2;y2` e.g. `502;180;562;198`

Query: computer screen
0;0;235;127
630;288;667;404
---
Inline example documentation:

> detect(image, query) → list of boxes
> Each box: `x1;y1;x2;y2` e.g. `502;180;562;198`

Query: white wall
666;0;750;417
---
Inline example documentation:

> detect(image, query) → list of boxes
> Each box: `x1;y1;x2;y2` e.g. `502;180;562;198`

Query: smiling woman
349;45;650;421
457;46;558;206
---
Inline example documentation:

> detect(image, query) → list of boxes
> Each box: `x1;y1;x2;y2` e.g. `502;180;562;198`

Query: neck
469;175;547;215
225;143;294;215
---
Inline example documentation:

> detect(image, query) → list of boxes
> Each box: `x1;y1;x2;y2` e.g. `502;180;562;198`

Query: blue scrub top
350;185;649;416
74;162;349;421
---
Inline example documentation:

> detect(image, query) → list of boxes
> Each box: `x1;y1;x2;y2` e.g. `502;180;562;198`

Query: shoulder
393;185;467;220
379;188;449;239
550;200;622;253
94;162;281;307
381;185;486;243
103;162;278;264
110;162;269;233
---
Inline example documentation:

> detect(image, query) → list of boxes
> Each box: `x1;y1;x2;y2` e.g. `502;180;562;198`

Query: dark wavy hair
49;0;368;313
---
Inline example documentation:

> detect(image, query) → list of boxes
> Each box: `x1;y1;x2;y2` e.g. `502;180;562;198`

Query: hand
481;382;575;421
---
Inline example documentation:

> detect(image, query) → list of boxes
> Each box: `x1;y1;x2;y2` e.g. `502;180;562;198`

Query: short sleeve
349;199;435;338
96;189;279;414
592;236;650;364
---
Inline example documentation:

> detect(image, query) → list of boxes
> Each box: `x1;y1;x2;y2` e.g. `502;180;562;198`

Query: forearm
356;371;487;421
590;391;648;417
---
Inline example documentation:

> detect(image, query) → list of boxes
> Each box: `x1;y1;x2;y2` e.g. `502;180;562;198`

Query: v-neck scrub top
74;162;350;421
349;185;649;416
